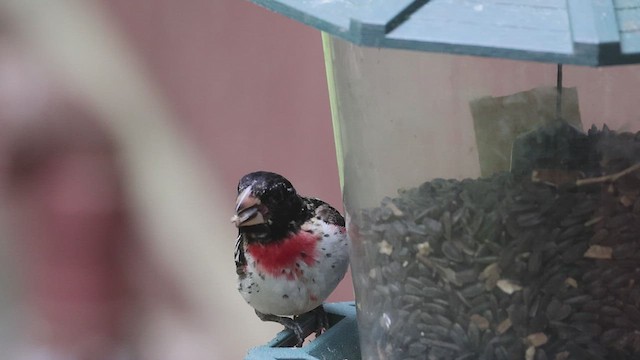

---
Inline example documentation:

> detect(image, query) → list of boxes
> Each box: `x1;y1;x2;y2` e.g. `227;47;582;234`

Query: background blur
0;0;351;359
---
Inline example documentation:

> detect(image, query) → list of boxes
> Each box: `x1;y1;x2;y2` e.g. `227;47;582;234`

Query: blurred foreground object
0;0;278;358
6;108;131;359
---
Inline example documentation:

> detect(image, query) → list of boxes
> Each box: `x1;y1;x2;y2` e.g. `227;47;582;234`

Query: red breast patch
247;231;318;278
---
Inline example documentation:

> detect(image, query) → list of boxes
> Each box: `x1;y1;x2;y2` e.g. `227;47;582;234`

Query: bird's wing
234;234;247;276
303;197;345;227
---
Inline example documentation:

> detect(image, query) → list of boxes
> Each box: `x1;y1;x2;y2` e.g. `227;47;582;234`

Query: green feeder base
245;302;360;360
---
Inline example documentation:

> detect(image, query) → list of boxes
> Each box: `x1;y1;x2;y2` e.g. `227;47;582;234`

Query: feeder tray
245;302;360;360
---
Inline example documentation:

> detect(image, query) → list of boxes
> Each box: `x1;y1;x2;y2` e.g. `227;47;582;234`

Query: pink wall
100;0;352;300
103;0;337;195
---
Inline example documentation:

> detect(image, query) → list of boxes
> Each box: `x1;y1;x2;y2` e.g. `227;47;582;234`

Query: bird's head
232;171;304;241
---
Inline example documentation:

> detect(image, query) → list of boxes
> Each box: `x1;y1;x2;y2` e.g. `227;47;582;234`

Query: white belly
238;219;349;316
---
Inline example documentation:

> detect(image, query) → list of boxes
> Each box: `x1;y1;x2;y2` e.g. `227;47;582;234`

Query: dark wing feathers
303;197;345;227
234;234;247;276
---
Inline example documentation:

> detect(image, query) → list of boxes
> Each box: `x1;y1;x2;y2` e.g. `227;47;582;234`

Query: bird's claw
255;310;306;347
280;317;305;347
313;305;329;338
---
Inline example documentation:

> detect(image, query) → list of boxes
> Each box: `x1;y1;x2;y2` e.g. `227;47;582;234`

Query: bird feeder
249;1;640;359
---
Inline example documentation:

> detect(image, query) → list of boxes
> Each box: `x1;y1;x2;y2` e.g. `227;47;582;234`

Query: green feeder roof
249;0;640;66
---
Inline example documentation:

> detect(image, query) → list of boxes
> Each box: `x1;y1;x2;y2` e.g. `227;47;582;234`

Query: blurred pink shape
6;109;131;359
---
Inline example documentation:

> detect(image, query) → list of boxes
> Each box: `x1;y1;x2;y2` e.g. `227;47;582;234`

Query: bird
232;171;349;346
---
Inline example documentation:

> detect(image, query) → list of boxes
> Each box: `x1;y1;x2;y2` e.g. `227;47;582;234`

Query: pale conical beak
232;185;265;227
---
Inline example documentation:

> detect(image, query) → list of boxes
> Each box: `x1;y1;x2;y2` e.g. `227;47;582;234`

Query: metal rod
556;63;563;120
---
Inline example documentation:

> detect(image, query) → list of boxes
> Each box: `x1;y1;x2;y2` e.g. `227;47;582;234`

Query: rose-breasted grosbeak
232;171;349;345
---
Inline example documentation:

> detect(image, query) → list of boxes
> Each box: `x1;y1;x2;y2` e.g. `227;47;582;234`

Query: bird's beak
232;185;265;227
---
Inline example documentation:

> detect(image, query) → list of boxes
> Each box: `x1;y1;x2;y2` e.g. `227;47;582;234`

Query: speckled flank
238;218;349;316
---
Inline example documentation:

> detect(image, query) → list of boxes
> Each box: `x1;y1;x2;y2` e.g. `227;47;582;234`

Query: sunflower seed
441;240;464;262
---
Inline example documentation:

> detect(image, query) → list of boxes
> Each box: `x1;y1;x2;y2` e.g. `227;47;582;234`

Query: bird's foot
311;305;329;338
255;310;305;347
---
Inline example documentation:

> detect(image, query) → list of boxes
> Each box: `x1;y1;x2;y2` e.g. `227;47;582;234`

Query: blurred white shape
0;0;278;358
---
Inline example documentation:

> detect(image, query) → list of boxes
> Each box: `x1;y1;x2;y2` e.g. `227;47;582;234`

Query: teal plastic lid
250;0;640;66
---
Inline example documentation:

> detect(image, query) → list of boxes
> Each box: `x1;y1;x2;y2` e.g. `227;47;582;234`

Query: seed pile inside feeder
353;126;640;360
